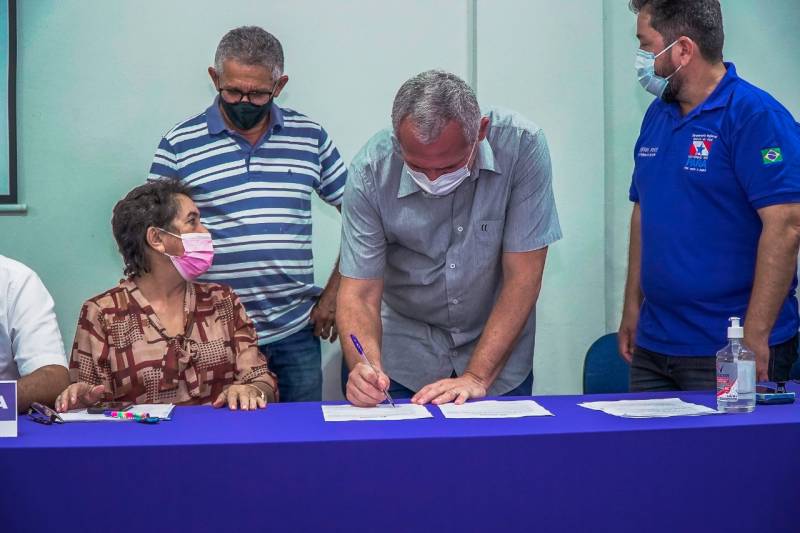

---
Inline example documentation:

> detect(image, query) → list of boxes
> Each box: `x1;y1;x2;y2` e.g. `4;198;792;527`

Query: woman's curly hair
111;180;193;278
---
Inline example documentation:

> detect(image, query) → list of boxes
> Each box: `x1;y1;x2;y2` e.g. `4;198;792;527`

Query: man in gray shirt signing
338;70;561;406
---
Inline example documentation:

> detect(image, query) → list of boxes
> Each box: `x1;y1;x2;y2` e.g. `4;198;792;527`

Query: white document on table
578;398;719;418
59;404;175;422
322;403;432;422
438;400;553;419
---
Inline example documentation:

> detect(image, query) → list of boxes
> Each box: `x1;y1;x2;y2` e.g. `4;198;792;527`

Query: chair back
583;332;630;394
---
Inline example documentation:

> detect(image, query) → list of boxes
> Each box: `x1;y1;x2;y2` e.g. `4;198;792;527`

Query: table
1;389;798;533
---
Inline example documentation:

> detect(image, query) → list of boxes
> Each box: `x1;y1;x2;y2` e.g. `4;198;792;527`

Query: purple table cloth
1;387;798;533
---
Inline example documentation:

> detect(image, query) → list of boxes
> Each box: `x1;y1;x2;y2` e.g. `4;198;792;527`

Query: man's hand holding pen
346;361;392;407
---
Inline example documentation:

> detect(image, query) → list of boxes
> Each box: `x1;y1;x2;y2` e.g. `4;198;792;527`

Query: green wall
477;0;607;394
0;0;8;195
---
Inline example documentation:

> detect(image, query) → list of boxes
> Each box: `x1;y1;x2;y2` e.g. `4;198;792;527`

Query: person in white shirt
0;255;70;412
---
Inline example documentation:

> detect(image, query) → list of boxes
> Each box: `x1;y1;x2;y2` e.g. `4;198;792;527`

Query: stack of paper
321;403;432;422
60;404;175;422
578;398;718;418
438;400;553;419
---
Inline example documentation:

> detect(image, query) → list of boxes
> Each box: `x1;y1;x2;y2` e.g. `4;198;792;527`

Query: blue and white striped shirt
149;99;347;344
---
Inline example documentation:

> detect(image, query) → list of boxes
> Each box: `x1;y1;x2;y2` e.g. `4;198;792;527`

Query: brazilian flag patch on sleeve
761;147;783;165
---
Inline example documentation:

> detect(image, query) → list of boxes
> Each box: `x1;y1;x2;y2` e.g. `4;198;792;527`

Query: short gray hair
214;26;284;80
391;70;481;145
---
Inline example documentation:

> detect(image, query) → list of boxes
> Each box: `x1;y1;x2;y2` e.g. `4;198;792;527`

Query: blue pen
350;334;396;407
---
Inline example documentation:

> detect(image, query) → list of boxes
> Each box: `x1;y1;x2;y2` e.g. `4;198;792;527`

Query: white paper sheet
322;403;432;422
438;400;553;419
578;398;719;418
59;404;175;422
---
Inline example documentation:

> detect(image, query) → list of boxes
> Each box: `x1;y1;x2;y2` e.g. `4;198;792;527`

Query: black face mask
220;98;272;131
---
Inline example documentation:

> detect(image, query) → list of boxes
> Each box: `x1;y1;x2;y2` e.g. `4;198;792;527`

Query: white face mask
635;39;682;99
405;137;478;196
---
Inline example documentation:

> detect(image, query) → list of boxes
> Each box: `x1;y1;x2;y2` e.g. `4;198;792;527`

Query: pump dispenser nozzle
728;316;744;339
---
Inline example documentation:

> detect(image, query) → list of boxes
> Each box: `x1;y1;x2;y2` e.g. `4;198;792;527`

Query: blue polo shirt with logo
630;62;800;355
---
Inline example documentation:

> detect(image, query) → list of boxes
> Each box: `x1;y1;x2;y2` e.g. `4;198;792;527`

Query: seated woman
56;180;277;412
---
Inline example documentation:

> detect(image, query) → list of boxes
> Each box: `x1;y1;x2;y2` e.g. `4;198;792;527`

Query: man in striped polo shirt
149;26;347;402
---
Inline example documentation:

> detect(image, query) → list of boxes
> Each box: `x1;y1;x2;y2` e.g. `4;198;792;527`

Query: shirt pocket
474;219;504;266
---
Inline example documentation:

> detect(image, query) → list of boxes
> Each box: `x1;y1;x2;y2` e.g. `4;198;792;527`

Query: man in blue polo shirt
620;0;800;391
149;26;347;401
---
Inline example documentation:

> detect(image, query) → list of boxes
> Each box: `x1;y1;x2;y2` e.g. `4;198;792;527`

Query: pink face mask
159;229;215;281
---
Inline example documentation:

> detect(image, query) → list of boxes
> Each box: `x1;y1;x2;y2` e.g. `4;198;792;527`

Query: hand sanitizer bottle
716;317;756;413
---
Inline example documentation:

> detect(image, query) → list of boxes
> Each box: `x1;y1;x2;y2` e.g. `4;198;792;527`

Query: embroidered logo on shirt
761;147;783;165
684;133;717;172
637;146;659;158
